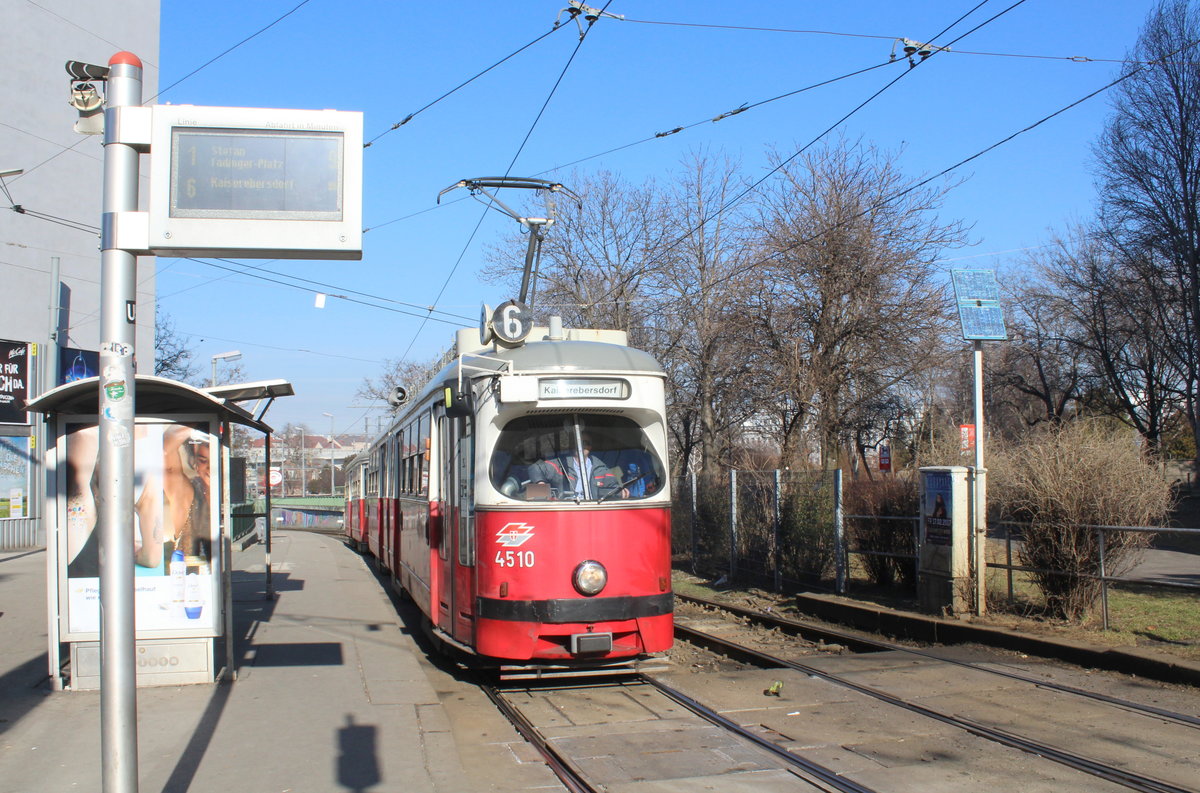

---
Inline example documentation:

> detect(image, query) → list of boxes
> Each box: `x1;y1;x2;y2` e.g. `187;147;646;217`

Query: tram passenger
529;434;627;500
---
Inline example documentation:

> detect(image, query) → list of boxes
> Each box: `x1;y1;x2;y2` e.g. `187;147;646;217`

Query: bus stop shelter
26;375;274;689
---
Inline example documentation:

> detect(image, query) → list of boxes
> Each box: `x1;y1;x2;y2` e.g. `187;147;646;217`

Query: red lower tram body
345;498;673;666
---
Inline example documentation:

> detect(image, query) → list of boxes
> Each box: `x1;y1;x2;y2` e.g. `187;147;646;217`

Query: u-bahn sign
146;105;363;259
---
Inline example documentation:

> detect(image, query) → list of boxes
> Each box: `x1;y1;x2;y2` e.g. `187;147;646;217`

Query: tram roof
474;339;664;376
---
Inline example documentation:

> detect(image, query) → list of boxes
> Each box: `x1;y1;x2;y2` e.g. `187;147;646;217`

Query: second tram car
344;321;672;673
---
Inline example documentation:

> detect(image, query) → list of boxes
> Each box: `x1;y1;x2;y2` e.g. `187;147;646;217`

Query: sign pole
973;340;987;616
98;51;142;793
951;269;1007;619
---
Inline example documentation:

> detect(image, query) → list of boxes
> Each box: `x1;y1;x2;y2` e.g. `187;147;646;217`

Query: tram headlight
573;560;607;596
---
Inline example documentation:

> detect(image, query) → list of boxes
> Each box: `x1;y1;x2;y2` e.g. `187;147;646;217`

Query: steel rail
482;684;597;793
677;592;1200;729
640;674;879;793
675;622;1195;793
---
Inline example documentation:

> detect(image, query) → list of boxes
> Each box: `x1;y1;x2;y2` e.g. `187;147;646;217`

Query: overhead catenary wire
365;55;902;234
395;0;617;363
182;257;471;325
600;0;1019;290
759;32;1200;271
618;14;1158;66
364;23;570;148
148;0;316;103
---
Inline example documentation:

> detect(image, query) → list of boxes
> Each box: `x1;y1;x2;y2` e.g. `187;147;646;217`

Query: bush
844;475;920;588
777;476;837;584
990;420;1173;620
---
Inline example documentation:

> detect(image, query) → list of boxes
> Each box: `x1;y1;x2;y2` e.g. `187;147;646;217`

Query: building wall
0;2;160;549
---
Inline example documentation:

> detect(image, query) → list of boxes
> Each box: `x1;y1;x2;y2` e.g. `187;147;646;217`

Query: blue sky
155;0;1158;437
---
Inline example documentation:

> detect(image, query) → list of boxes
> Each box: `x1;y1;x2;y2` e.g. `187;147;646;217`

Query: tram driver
529;433;627;500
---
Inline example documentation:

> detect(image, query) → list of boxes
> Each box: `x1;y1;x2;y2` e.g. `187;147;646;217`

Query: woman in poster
65;424;165;577
163;424;211;561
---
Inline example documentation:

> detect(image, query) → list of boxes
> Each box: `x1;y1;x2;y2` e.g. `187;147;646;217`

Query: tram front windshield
491;414;664;503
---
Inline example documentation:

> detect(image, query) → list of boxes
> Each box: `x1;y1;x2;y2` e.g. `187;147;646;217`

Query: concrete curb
793;592;1200;687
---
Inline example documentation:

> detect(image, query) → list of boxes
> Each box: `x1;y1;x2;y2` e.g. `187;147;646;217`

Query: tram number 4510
495;550;535;568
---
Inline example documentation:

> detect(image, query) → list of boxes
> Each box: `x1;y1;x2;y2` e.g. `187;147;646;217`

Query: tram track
672;606;1197;793
484;677;881;793
677;592;1200;730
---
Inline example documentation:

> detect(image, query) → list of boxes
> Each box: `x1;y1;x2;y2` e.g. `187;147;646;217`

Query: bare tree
356;355;444;414
986;272;1088;435
751;137;966;470
153;308;198;383
1041;230;1185;452
648;150;760;478
1094;0;1200;459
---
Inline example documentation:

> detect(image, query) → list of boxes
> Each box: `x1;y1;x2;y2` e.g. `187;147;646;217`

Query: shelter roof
25;375;273;434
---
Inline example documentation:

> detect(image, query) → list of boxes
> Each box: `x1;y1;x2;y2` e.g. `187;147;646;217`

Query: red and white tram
344;322;672;673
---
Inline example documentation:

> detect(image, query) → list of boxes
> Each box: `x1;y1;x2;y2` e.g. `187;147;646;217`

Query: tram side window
418;412;431;495
490;414;663;502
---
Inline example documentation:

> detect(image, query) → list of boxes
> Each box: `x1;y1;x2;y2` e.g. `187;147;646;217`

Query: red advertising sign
879;444;891;471
960;424;975;453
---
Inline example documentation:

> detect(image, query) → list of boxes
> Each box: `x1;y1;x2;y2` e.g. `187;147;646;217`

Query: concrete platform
0;531;473;793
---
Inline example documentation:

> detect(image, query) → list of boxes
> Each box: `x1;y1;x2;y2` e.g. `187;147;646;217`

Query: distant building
0;3;160;549
242;433;369;498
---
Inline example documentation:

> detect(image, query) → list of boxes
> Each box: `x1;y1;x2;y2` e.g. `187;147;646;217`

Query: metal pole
264;434;273;600
834;469;845;594
98;51;142;793
973;340;987;616
728;469;737;581
1097;527;1109;631
44;256;62;688
689;470;697;574
221;421;234;680
773;469;782;593
1006;524;1014;603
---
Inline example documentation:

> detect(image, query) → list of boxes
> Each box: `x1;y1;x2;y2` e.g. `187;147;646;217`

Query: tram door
452;421;475;645
436;413;475;644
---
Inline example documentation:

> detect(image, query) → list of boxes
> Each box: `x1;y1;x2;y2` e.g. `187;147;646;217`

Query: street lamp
210;350;241;387
322;411;335;495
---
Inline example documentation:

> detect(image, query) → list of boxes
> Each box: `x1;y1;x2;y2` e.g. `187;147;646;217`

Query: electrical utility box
918;466;972;614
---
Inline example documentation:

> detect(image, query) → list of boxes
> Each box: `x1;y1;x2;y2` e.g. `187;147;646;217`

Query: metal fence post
689;470;698;574
1097;527;1109;631
773;469;782;593
729;469;738;581
834;469;845;594
1006;523;1014;603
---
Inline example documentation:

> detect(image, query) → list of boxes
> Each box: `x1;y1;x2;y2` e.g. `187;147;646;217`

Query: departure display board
170;129;343;220
147;105;363;260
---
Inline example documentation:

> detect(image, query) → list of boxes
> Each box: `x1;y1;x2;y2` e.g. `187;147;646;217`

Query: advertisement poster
62;419;219;637
0;340;29;425
59;347;99;385
0;436;30;518
923;471;953;547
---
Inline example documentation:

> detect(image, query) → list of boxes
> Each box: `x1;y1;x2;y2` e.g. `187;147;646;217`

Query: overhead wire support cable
620;14;1143;65
400;0;615;361
365;56;897;231
184;258;469;325
364;23;570;148
206;257;475;322
527;57;899;175
687;0;1027;256
148;0;317;102
761;32;1200;269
